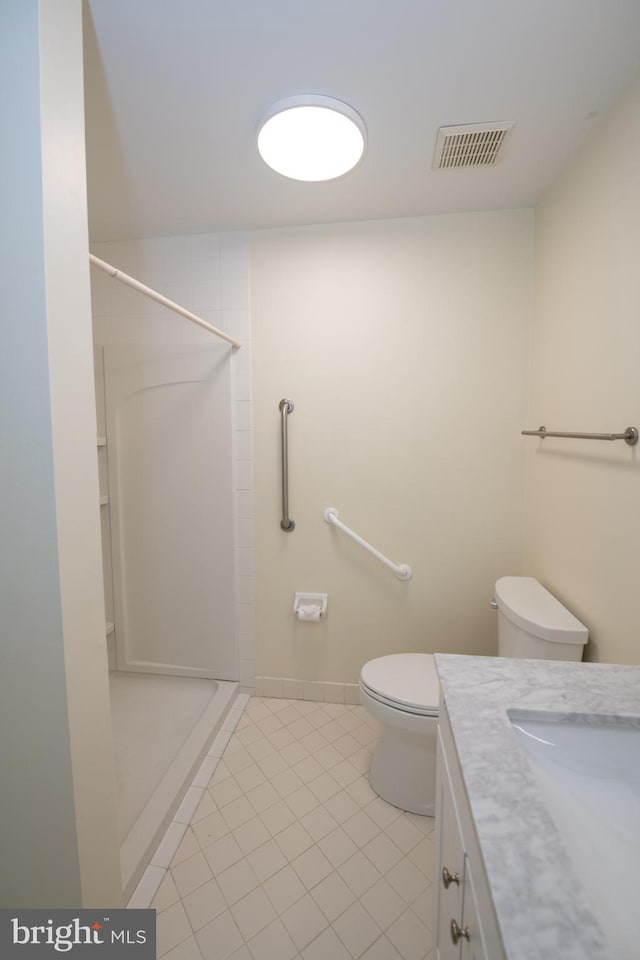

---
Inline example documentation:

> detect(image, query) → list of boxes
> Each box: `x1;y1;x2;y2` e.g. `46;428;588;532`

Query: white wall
90;233;255;687
251;212;534;688
0;0;121;906
525;71;640;664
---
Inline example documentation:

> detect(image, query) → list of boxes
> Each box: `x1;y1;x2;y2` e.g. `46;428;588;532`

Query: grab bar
279;399;295;532
522;425;638;445
323;507;412;580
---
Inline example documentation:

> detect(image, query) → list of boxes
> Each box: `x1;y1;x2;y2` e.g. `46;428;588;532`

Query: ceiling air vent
433;121;514;169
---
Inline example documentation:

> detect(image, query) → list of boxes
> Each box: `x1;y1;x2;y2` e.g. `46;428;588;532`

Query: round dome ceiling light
257;95;366;182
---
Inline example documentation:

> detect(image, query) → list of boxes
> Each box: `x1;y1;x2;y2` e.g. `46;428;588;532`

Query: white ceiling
84;0;640;241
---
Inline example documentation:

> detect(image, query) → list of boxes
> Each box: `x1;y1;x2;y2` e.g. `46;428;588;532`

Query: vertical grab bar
279;399;295;531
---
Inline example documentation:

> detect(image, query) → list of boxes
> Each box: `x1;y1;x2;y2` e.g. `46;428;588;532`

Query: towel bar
522;425;638;446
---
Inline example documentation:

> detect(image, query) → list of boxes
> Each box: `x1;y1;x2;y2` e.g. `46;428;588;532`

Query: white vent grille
433;121;514;169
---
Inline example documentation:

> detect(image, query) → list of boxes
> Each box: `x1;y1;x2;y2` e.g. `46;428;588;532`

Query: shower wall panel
104;343;236;680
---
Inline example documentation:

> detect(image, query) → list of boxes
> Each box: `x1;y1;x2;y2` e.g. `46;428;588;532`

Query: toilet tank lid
495;577;588;644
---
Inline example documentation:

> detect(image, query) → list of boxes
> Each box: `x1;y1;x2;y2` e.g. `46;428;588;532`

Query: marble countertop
434;654;640;960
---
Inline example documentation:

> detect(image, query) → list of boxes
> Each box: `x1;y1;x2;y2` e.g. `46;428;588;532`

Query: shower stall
94;340;241;897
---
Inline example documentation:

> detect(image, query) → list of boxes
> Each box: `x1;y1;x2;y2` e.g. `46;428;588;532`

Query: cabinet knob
450;919;470;945
442;867;460;889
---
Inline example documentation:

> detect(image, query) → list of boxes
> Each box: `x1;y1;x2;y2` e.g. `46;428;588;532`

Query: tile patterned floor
150;697;435;960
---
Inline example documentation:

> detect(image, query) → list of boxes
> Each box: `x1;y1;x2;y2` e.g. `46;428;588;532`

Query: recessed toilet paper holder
293;593;328;621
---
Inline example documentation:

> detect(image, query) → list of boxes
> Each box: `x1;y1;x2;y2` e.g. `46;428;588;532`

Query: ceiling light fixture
257;95;366;182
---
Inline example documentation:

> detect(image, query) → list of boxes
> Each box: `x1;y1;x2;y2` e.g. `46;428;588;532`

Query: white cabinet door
104;344;237;680
460;861;488;960
436;732;466;960
435;710;505;960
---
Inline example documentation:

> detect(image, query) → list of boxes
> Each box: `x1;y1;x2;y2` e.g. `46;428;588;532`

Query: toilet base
368;721;437;816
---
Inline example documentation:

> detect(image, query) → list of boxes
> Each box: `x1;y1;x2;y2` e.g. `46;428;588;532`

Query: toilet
359;576;588;815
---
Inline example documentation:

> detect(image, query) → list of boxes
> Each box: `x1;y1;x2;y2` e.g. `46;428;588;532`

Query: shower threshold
109;671;237;900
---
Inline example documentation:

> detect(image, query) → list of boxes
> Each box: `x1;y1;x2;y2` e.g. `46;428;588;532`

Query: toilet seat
360;653;439;717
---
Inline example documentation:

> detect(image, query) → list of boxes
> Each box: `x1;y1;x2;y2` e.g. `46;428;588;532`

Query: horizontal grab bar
522;425;638;446
323;507;412;581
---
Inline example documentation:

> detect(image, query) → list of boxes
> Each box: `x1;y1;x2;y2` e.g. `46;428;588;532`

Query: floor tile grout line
152;694;434;960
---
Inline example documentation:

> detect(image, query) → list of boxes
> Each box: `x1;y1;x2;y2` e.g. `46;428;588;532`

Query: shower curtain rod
88;254;242;350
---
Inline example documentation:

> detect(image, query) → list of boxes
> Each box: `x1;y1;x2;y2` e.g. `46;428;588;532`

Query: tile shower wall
90;233;255;689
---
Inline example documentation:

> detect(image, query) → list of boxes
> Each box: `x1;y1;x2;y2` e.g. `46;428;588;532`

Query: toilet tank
495;576;588;661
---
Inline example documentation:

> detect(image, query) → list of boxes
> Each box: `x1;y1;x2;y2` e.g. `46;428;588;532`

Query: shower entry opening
96;342;239;897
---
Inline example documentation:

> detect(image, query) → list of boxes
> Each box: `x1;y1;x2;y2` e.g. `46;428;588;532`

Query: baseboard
255;676;361;705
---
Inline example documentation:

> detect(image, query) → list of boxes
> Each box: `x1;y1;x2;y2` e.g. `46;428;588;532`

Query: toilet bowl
359;653;440;816
360;577;589;815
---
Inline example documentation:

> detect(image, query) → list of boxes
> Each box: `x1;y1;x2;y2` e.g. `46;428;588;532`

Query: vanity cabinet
434;703;505;960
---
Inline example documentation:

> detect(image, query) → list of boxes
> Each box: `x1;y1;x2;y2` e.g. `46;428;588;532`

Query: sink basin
509;711;640;960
